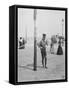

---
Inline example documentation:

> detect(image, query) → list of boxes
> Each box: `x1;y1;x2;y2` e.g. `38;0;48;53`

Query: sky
18;8;65;39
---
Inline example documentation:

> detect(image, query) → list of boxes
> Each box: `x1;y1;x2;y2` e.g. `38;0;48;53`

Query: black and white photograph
17;6;67;83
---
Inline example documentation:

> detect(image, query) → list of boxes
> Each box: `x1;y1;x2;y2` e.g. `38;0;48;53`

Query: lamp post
33;9;37;71
62;18;64;46
25;26;27;43
62;18;64;36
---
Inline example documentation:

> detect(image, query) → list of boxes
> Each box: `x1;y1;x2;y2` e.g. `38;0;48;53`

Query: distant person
50;35;57;54
22;38;27;49
57;38;63;55
19;37;23;47
50;41;54;54
19;37;26;49
39;34;48;68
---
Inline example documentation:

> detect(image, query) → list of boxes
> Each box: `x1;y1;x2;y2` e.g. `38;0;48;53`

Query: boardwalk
18;45;65;82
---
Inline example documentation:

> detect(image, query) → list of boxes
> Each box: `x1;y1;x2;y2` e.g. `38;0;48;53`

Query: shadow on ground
19;64;44;71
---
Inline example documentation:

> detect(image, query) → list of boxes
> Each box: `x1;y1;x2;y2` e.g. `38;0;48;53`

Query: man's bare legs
42;55;44;67
45;56;47;68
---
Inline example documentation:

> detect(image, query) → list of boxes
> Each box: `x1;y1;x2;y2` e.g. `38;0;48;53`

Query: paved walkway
18;45;65;82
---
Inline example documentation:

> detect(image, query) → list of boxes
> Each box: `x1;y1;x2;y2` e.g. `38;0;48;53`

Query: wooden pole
33;9;37;71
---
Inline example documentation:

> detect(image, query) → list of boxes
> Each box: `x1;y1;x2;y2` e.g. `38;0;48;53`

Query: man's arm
37;41;43;49
46;40;48;46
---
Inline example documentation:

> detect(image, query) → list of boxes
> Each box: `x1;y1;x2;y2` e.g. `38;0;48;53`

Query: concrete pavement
18;45;65;82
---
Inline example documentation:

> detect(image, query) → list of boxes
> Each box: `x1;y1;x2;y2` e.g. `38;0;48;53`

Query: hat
43;34;46;36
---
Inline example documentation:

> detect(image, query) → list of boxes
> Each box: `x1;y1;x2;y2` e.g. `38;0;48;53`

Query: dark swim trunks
41;48;46;57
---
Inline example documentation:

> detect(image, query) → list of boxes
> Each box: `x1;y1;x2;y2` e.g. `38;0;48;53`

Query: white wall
0;0;69;90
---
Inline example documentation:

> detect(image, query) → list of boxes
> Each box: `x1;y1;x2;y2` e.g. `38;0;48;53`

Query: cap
43;34;46;36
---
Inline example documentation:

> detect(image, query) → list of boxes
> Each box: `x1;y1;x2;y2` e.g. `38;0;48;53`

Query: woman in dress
57;38;63;55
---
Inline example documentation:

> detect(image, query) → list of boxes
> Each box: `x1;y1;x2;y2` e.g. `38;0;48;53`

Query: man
39;34;48;68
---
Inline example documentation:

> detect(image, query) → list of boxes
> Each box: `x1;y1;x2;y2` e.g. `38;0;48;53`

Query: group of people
19;34;64;69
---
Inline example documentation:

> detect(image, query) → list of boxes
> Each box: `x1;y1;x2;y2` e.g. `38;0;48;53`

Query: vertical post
62;19;64;46
25;26;27;43
62;19;64;36
62;24;63;36
33;9;37;71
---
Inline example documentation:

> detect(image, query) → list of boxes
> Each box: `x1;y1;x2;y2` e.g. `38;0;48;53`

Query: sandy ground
18;44;65;82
